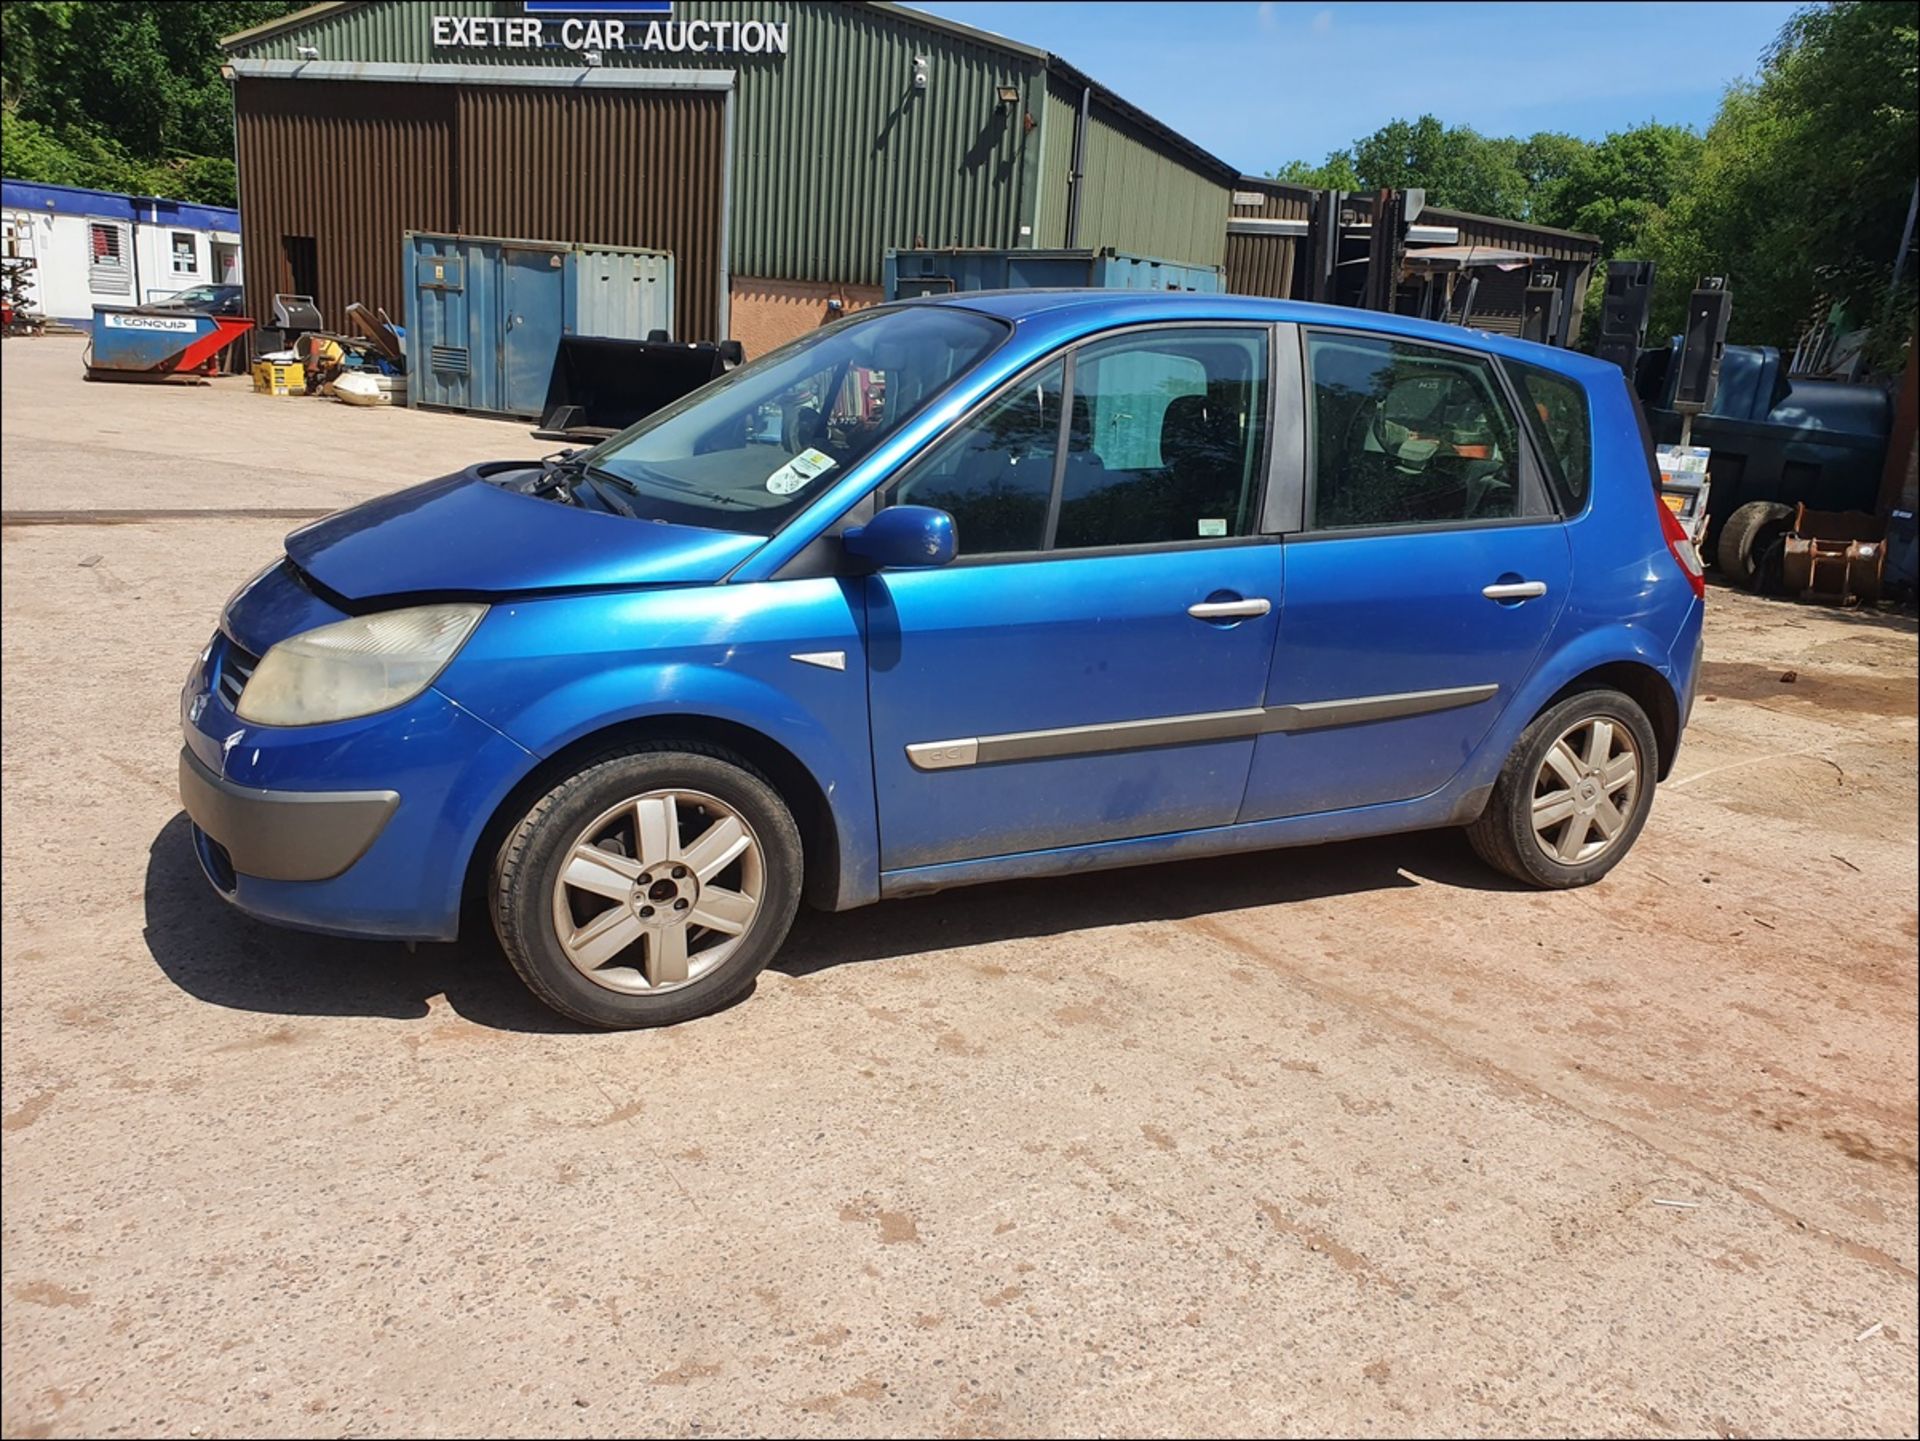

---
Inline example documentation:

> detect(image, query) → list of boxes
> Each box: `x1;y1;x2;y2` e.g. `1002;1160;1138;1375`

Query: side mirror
843;505;956;570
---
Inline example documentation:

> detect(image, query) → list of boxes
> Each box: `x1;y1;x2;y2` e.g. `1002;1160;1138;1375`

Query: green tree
1348;114;1532;217
1643;1;1917;350
2;1;302;205
1532;122;1703;257
1269;151;1362;191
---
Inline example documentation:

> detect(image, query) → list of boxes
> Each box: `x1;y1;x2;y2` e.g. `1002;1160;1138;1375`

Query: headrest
1161;394;1218;454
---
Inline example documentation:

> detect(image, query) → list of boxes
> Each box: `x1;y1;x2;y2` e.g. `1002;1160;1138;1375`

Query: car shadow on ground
772;825;1521;977
145;809;1521;1029
143;812;578;1033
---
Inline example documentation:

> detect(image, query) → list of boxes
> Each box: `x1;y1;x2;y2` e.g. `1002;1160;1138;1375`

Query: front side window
889;325;1270;557
1307;333;1526;530
1507;359;1591;512
581;306;1006;535
892;360;1064;555
1056;328;1267;550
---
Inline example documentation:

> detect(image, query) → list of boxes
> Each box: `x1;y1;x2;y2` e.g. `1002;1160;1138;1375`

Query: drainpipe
1066;84;1090;249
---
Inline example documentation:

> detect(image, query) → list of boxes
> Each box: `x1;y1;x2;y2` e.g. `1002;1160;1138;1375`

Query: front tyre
1466;688;1658;889
492;746;803;1029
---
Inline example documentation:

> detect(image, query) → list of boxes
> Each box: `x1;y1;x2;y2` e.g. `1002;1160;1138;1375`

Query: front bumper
181;624;535;941
178;746;398;882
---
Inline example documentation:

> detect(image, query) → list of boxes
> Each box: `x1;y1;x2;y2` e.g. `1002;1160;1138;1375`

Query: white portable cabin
1;179;242;326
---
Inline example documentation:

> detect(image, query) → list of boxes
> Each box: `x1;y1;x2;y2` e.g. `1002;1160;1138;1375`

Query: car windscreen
580;306;1008;535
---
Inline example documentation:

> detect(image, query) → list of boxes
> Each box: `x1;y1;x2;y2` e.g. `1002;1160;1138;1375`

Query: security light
995;85;1020;105
296;45;319;60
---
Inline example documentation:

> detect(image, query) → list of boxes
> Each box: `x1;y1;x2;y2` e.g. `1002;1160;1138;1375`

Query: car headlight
235;603;486;726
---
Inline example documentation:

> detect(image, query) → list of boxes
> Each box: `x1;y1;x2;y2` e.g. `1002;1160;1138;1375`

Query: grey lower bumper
178;747;399;882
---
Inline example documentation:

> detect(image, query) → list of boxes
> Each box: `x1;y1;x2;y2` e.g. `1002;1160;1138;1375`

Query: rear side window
1306;333;1525;529
1508;360;1592;511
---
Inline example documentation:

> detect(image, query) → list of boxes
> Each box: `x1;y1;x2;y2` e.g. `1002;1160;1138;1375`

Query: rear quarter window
1508;361;1592;512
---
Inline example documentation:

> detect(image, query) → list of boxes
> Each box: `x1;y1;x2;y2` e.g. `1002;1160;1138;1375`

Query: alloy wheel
549;788;764;994
1529;716;1641;866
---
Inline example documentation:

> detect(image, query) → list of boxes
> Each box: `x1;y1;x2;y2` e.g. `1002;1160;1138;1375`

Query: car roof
914;288;1619;382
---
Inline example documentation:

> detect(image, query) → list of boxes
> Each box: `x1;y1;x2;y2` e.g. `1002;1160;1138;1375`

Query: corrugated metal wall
231;0;1042;288
234;78;453;336
454;86;724;337
1224;181;1310;298
232;76;723;338
1224;232;1294;299
718;1;1034;283
1035;79;1078;248
1072;97;1228;266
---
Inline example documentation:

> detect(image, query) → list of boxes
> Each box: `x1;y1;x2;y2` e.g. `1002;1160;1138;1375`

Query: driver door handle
1482;580;1548;601
1188;598;1273;620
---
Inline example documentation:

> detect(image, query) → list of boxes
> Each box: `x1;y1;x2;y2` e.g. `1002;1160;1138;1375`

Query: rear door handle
1482;581;1548;601
1188;598;1272;620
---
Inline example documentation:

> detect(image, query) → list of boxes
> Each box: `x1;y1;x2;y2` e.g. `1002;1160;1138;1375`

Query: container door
502;247;564;418
412;244;468;411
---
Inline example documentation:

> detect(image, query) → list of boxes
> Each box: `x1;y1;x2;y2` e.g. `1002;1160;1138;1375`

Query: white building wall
2;203;242;324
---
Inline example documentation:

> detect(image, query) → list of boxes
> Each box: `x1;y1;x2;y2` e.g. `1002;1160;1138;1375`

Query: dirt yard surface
2;336;1916;1437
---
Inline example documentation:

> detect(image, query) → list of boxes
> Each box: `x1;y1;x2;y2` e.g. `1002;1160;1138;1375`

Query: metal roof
1233;174;1602;250
0;177;240;230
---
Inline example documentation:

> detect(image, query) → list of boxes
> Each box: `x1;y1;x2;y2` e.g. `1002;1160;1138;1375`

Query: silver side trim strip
1271;683;1499;731
790;650;847;671
904;684;1499;771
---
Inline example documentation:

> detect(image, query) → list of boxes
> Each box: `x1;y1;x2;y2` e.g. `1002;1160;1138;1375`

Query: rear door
1240;328;1571;821
867;324;1283;873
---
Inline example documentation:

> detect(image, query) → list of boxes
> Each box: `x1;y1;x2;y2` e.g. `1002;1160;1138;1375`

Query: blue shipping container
407;232;674;420
883;247;1224;302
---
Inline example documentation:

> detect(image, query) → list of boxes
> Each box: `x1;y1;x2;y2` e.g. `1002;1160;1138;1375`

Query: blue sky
909;2;1802;172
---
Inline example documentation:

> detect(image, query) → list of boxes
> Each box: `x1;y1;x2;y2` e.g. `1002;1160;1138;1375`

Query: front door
502;247;564;418
1241;327;1572;821
867;324;1282;873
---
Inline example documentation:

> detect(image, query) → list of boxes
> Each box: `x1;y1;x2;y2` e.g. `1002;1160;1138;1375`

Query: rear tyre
491;745;803;1029
1715;501;1795;590
1466;688;1658;889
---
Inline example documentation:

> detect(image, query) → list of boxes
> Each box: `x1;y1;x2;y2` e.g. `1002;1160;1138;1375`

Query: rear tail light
1657;496;1706;599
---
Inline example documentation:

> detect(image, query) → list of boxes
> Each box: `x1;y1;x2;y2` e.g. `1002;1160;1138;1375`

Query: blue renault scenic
180;293;1706;1027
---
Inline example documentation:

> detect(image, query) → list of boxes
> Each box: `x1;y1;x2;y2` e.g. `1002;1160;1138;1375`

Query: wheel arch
463;713;848;918
1540;660;1682;780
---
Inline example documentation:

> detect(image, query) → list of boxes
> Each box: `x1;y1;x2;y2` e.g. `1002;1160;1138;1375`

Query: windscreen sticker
766;448;837;496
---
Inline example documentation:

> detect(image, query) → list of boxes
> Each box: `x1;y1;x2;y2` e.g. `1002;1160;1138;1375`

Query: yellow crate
252;360;305;396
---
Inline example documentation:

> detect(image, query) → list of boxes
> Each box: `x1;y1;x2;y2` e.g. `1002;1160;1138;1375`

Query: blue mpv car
181;293;1705;1027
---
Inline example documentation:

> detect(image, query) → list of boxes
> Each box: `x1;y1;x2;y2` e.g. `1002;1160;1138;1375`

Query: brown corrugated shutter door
454;86;727;341
234;78;454;330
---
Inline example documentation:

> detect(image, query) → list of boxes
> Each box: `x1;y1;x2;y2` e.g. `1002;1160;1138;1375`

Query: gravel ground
2;336;1916;1438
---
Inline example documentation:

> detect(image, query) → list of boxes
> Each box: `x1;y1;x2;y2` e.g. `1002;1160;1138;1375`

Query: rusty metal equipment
1780;504;1886;605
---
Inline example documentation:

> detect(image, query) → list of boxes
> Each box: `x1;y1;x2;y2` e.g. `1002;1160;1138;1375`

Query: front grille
217;641;259;709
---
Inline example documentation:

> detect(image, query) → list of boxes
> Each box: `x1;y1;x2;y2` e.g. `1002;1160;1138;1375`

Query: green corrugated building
220;0;1236;350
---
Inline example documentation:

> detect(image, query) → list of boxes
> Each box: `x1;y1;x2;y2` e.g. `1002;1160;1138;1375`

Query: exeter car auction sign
432;1;792;56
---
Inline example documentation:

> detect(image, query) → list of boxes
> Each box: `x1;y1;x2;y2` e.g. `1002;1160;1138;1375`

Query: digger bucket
1781;504;1886;605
